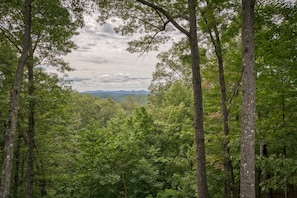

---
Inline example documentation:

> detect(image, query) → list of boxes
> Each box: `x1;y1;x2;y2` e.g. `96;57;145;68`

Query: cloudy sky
43;0;296;92
62;15;165;92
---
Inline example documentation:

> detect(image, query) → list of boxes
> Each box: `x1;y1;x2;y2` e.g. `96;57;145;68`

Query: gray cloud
86;43;97;47
101;23;116;34
67;72;151;91
80;58;108;65
62;15;173;91
67;77;91;82
96;73;149;83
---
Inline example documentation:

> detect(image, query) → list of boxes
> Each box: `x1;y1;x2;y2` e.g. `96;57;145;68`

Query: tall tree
199;1;238;196
0;41;18;143
0;0;32;197
25;44;34;198
97;0;209;196
0;0;86;196
187;1;209;196
240;0;256;197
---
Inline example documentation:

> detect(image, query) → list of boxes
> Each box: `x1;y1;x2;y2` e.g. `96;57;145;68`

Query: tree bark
26;49;34;198
240;0;256;197
0;0;32;197
0;111;6;150
213;26;235;198
188;0;209;197
12;126;22;198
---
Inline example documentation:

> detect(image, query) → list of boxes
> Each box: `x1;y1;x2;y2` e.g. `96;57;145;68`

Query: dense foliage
0;0;297;197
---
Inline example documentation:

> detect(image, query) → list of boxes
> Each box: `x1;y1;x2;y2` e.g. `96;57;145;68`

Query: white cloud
59;12;186;92
62;15;162;92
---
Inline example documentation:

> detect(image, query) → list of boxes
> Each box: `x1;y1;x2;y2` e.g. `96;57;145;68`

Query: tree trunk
213;28;235;198
240;0;256;197
12;126;22;198
0;111;6;150
188;0;209;197
35;154;47;197
259;143;273;198
0;0;32;197
201;8;235;197
26;50;34;198
135;0;209;196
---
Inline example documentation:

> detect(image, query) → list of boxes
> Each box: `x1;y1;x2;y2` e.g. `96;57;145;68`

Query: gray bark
240;0;256;197
26;50;34;198
0;0;32;197
12;127;22;198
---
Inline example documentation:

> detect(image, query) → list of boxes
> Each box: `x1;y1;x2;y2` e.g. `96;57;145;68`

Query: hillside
80;90;149;101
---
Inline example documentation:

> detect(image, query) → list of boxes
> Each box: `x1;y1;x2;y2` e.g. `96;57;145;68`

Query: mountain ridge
80;90;149;101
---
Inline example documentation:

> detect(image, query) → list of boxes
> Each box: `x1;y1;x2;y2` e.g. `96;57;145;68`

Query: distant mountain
80;90;149;101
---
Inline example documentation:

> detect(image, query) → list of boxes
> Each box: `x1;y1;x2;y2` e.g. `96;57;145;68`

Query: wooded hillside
0;0;296;197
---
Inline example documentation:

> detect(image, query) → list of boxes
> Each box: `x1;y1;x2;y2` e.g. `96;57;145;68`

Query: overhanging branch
136;0;190;37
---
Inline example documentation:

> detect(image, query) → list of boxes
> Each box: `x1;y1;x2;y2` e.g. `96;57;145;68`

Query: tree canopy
0;0;297;197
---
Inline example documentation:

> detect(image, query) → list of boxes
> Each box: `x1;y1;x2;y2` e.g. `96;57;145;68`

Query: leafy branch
136;0;190;37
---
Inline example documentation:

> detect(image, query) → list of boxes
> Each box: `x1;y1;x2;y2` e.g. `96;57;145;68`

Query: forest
0;0;297;197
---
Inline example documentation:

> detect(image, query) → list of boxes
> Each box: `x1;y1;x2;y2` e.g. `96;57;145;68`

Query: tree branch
0;26;22;53
136;0;190;37
139;30;164;55
126;13;170;55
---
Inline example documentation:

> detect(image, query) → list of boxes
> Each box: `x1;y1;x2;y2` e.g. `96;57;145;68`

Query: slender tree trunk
201;9;235;196
213;29;235;198
36;160;47;196
259;143;273;198
134;0;208;196
120;163;128;198
240;0;256;197
26;50;34;198
188;0;209;197
0;0;32;197
12;126;22;198
39;166;47;197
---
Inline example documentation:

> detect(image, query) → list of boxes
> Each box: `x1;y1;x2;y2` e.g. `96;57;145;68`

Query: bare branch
0;25;22;53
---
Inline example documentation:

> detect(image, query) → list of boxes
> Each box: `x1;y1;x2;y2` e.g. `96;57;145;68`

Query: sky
62;15;163;92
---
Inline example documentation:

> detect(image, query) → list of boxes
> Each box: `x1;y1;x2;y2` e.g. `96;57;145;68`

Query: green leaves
74;108;158;197
1;0;297;197
257;155;297;192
